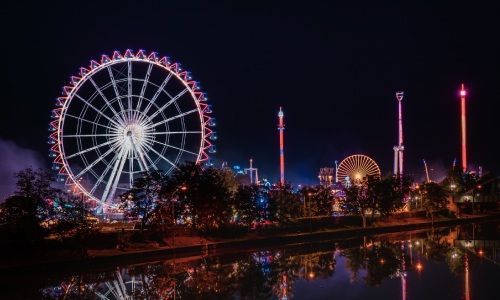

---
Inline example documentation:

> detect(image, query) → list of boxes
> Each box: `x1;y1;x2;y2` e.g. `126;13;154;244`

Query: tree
422;182;449;224
369;175;411;219
120;170;166;233
0;195;46;241
268;184;301;225
299;185;333;217
52;192;97;256
341;180;371;228
0;168;58;241
166;163;234;232
232;185;261;228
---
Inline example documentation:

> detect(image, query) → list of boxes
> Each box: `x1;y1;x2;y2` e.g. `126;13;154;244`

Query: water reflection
9;222;500;299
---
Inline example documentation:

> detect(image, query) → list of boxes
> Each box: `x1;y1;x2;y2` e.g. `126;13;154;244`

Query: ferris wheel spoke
75;141;123;180
65;113;118;131
148;131;202;135
101;146;128;202
95;292;110;300
127;60;133;122
138;143;158;171
142;142;179;170
74;94;122;128
66;138;120;159
128;146;134;188
62;133;121;138
148;88;188;120
144;137;198;156
88;77;126;126
134;63;153;123
142;72;173;117
146;108;198;129
107;66;127;117
128;136;147;172
90;150;122;194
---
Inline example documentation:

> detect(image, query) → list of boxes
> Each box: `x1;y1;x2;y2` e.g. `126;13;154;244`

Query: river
4;221;500;299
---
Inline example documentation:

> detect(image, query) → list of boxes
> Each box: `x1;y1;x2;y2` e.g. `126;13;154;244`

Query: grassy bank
2;212;499;271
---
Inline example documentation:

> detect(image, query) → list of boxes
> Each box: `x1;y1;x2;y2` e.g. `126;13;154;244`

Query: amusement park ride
278;107;285;186
393;91;405;177
48;49;478;213
49;49;216;213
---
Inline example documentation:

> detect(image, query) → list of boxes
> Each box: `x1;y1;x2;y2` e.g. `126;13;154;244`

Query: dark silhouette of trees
0;168;57;241
0;168;95;252
268;184;301;225
421;182;449;224
299;185;333;217
340;175;413;227
232;184;261;228
370;175;411;219
341;180;371;227
120;170;167;233
161;163;236;232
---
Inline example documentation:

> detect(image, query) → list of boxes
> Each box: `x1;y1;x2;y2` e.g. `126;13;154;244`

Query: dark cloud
0;139;45;200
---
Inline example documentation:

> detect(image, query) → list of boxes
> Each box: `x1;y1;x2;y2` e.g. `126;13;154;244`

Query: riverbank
2;213;499;271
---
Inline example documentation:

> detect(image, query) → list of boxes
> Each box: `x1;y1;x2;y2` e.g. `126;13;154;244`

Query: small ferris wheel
48;49;216;210
336;154;381;186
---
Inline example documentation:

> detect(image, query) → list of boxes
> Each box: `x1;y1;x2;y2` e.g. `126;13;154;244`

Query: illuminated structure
244;158;259;185
393;91;404;176
49;49;216;212
336;154;381;186
423;159;431;183
460;84;467;172
318;167;334;187
334;160;339;182
278;107;285;186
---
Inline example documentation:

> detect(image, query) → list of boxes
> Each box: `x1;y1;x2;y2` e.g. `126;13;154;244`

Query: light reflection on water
6;222;500;299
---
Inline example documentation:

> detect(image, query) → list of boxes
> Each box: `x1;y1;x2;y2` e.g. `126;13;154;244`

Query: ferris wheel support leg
129;136;148;172
107;148;129;205
101;146;127;205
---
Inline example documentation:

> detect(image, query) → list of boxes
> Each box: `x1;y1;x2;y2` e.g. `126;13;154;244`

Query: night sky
1;1;499;185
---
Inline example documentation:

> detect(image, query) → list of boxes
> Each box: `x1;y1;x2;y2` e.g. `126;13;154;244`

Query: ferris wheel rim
336;154;381;184
50;49;214;205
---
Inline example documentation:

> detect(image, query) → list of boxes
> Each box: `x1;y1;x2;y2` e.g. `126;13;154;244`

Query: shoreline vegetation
2;213;498;271
1;165;498;272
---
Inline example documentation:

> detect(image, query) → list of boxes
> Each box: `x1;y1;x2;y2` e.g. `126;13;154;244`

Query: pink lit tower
278;107;285;186
460;84;467;173
393;92;404;176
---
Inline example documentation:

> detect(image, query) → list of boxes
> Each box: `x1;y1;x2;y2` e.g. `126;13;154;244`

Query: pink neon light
460;83;467;172
278;107;285;186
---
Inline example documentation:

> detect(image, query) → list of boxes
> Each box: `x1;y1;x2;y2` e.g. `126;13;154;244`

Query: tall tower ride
460;84;467;173
278;107;285;186
393;92;404;176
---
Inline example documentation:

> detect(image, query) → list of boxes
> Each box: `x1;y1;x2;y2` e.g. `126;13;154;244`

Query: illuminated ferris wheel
48;49;216;209
336;154;381;186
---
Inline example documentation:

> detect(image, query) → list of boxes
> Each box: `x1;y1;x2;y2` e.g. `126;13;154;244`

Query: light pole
307;192;313;233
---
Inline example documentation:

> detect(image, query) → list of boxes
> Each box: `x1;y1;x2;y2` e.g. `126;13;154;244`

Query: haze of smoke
0;139;45;200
